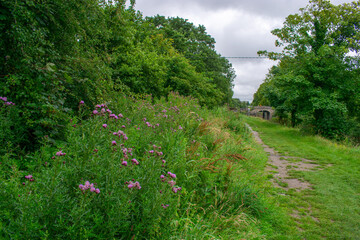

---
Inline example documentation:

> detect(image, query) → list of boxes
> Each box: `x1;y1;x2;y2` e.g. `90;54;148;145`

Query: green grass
245;116;360;239
0;94;294;239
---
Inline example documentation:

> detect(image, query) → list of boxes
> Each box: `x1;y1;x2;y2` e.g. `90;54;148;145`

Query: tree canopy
0;0;235;151
256;0;360;139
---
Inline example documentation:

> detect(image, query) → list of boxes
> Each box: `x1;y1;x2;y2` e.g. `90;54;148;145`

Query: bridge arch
249;106;274;120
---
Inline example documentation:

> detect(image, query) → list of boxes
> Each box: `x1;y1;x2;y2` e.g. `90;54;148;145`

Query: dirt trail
247;124;320;191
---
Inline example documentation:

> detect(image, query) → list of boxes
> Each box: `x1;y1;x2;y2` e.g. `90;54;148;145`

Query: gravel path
247;124;319;191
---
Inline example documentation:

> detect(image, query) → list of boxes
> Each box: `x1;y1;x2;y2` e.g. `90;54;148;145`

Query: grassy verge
245;116;360;239
0;94;291;239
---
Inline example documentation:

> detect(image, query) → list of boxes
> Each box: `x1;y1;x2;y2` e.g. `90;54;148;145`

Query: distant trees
256;0;360;139
146;16;235;105
0;0;235;151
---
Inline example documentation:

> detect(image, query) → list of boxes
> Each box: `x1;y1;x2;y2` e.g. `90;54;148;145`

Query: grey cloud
131;0;354;102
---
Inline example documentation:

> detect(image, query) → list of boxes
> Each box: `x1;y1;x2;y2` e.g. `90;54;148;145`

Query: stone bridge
249;106;274;120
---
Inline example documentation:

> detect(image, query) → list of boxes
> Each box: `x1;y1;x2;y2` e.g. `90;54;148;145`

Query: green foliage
0;0;236;154
256;0;360;140
229;98;250;110
0;93;288;239
146;15;235;105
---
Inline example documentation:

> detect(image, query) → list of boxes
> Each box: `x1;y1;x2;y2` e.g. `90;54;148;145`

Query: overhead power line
187;56;268;59
224;57;268;59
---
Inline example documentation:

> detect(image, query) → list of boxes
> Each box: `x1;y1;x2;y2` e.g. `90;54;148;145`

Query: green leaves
255;0;360;139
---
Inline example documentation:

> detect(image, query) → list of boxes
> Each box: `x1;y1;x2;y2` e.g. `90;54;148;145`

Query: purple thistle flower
122;160;128;166
149;150;154;154
167;172;176;179
93;110;99;115
25;175;33;179
95;188;100;194
102;124;107;128
127;181;141;190
56;150;66;156
79;100;84;105
118;113;123;118
172;187;182;193
179;125;183;130
160;175;165;179
135;181;141;189
131;159;139;165
168;180;176;187
112;141;117;146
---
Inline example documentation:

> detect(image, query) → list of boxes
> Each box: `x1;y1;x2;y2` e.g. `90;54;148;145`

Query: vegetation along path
245;116;360;239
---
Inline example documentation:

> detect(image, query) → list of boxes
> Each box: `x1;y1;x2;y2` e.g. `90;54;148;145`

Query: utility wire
224;57;268;59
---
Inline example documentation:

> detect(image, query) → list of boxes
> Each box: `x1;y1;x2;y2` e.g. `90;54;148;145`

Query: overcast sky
130;0;354;102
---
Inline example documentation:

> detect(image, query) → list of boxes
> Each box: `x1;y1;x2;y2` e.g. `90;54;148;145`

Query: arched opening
262;110;270;120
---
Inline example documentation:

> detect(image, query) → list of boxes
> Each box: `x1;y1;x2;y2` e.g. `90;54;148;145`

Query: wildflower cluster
0;96;15;106
79;181;100;194
160;171;182;194
127;181;141;189
56;150;66;156
25;175;34;182
113;130;128;141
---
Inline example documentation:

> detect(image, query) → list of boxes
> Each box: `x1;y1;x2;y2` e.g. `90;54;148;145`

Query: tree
146;16;235;105
257;0;360;138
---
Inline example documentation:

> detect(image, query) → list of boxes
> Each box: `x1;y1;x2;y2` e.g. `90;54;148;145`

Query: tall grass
0;93;289;239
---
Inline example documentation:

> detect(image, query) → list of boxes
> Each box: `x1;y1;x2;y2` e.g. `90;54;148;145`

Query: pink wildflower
168;180;176;187
102;124;107;128
172;187;182;193
25;175;33;179
93;110;99;115
79;100;84;105
56;150;66;156
112;141;117;146
149;150;154;154
131;159;139;165
95;188;100;194
122;160;128;166
127;181;141;190
118;113;123;118
160;175;165;179
167;172;176;179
